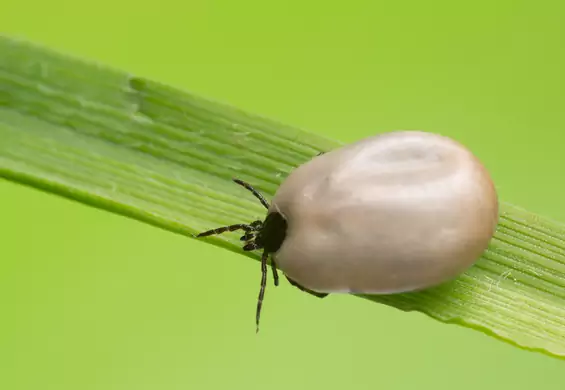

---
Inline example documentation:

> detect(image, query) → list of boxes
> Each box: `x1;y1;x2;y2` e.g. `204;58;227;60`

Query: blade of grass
1;36;565;359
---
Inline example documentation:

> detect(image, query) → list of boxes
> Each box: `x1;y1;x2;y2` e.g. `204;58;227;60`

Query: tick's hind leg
285;275;328;298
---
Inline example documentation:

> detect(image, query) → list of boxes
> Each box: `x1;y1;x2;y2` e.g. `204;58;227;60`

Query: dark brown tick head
255;212;288;254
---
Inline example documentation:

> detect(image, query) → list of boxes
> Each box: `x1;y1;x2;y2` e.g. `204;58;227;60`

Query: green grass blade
1;36;565;359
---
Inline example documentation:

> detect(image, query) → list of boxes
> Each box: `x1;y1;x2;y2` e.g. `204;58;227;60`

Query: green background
1;0;565;389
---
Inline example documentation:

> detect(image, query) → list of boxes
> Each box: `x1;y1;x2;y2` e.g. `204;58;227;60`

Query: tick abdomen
271;131;498;294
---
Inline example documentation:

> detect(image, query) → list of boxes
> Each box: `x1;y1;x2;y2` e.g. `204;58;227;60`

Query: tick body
197;130;499;330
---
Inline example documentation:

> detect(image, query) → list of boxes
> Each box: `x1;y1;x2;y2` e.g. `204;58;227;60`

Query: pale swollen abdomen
270;131;499;294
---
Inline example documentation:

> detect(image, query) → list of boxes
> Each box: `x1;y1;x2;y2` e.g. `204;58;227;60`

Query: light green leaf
1;36;564;359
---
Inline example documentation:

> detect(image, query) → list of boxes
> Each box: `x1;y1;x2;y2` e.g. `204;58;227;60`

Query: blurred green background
1;0;565;389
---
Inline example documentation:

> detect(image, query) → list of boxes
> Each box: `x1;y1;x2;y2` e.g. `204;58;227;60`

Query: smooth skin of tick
197;130;499;331
272;130;499;295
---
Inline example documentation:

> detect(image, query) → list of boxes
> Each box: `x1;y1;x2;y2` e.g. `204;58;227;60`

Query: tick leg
270;257;279;287
243;242;260;251
285;275;328;298
232;179;270;209
196;224;252;238
256;250;269;333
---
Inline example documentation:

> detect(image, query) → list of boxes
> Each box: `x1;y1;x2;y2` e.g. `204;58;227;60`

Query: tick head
257;212;288;254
